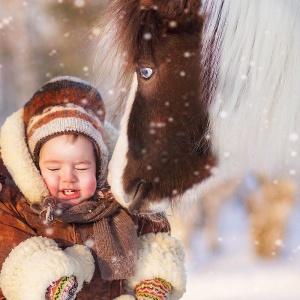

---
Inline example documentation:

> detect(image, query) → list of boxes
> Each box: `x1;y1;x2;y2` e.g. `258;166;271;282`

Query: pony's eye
139;67;154;79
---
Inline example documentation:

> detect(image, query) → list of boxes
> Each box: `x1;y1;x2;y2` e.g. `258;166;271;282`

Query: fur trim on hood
0;108;118;205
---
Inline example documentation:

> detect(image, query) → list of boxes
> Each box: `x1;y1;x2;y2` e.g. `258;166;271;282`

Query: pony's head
96;0;215;215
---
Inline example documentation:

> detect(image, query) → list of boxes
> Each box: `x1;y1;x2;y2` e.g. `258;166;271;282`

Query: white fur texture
64;244;95;286
124;233;186;300
203;0;300;181
108;73;138;207
0;236;95;300
113;295;135;300
0;109;49;204
106;0;300;212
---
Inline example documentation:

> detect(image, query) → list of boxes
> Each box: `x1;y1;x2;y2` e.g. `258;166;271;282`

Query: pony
96;0;214;216
95;0;300;251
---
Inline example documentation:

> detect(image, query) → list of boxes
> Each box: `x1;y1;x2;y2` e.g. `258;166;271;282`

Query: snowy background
179;196;300;299
2;2;300;299
0;0;108;125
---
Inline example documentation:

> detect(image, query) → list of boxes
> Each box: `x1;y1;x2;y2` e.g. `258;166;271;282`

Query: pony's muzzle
128;180;152;214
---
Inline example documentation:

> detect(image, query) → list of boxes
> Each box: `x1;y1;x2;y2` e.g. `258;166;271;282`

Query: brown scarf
40;188;138;281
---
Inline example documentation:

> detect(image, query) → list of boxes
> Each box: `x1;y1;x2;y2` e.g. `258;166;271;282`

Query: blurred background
1;1;300;299
0;0;108;125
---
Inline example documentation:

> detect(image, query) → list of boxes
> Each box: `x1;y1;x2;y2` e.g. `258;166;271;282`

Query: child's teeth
64;190;75;195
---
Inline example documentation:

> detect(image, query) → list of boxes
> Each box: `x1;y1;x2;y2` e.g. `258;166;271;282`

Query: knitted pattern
23;76;109;188
135;278;172;300
46;275;78;300
124;232;186;300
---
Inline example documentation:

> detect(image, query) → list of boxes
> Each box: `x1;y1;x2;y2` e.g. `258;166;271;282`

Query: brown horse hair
94;0;206;126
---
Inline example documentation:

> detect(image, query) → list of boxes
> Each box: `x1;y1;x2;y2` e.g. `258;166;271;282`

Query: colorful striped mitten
135;278;172;300
46;275;78;300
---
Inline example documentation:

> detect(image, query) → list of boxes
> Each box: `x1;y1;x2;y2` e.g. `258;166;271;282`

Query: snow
181;197;300;299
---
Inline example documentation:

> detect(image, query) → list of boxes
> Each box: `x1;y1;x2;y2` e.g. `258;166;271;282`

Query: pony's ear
104;121;119;160
0;108;49;204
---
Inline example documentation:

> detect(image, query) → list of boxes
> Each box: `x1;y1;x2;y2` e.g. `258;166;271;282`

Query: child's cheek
42;174;60;197
87;177;97;196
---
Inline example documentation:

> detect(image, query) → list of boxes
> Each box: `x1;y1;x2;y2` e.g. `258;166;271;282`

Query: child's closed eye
48;167;60;171
75;163;92;171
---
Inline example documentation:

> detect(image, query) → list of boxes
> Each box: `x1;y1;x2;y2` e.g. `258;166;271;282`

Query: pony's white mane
95;0;300;209
203;0;300;181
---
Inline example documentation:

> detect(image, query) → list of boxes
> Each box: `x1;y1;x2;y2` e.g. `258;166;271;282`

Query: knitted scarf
40;188;138;281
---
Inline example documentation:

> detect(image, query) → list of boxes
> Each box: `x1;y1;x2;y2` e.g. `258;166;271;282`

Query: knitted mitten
46;275;78;300
135;278;172;300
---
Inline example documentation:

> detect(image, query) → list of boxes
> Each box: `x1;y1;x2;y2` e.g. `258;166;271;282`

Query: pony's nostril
128;180;152;214
133;180;152;202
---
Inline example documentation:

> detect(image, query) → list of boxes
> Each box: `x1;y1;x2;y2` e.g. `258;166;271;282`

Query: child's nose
62;168;77;182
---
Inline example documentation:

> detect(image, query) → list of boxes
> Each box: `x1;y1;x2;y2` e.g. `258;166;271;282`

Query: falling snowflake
241;74;248;81
48;49;57;56
150;121;166;128
169;20;177;28
249;61;256;67
74;0;85;8
91;27;101;37
289;133;298;142
55;208;63;215
223;152;230;158
45;228;54;235
97;109;104;116
84;239;94;248
184;51;191;58
275;239;283;247
219;111;227;119
143;33;152;40
172;189;178;195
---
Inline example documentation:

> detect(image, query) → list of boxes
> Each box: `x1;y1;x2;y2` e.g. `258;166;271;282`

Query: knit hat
0;76;119;206
24;76;109;187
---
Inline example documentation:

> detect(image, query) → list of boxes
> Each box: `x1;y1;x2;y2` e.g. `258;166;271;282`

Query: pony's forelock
93;1;151;127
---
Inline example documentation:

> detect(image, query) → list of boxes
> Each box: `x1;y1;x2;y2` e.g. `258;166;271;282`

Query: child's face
39;134;97;205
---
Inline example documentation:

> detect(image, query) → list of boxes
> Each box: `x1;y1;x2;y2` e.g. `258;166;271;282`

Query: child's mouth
63;190;77;195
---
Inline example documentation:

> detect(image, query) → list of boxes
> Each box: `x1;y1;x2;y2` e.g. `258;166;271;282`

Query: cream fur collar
0;108;119;205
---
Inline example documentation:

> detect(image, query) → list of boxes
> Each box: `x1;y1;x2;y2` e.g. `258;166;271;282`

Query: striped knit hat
24;76;109;187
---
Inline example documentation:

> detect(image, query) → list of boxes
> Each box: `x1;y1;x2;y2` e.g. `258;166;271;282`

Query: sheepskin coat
0;180;186;300
0;108;187;300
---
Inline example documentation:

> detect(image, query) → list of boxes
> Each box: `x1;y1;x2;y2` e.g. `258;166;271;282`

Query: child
0;77;186;300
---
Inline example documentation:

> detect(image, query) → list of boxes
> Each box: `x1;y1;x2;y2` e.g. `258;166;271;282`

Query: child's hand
46;275;78;300
135;278;172;300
